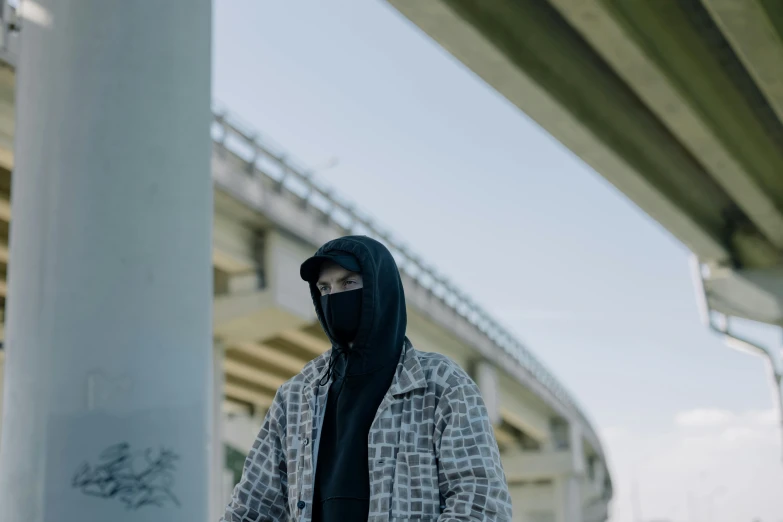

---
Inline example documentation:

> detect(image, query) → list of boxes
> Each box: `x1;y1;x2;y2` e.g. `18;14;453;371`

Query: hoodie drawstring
319;347;347;387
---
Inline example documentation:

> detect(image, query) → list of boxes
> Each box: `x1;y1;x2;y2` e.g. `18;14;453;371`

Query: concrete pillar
542;419;585;522
568;422;586;477
211;342;226;522
475;360;500;425
508;485;524;522
554;476;583;522
0;350;4;451
508;482;556;522
555;422;585;522
548;417;570;451
0;1;212;521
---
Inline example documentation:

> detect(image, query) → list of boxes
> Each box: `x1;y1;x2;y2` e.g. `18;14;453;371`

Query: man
222;235;512;522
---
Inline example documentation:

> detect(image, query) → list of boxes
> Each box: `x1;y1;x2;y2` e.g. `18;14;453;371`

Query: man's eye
345;280;357;286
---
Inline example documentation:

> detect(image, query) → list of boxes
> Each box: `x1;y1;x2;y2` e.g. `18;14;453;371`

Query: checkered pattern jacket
222;340;513;521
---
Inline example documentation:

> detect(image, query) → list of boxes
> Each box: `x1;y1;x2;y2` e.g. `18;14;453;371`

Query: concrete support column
0;1;213;521
569;422;586;477
560;421;586;522
545;419;585;522
547;417;570;451
508;485;525;522
508;482;556;522
554;475;583;522
474;360;500;425
0;350;4;451
211;342;226;522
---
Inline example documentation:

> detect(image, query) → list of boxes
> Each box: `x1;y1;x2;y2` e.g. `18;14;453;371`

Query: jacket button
303;438;310;446
297;500;306;510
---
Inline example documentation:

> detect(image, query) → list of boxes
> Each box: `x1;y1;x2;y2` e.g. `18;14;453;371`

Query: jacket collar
301;350;331;385
388;338;427;396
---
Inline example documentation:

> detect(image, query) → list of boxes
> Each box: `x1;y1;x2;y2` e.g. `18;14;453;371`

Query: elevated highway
0;6;611;521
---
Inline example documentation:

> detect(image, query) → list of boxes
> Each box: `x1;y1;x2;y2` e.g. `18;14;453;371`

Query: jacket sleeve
434;380;513;522
221;387;289;522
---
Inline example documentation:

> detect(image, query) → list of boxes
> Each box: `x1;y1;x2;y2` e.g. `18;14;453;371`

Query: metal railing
211;107;607;460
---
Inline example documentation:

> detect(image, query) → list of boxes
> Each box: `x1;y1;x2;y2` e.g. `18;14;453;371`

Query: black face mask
320;288;363;347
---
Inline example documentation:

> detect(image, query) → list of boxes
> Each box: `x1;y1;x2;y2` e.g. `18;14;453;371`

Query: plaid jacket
222;341;513;521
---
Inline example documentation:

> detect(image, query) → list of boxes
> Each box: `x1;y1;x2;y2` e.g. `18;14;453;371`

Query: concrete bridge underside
386;0;783;328
0;24;611;522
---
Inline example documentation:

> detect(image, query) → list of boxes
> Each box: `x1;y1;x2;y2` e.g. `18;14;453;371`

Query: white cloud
748;407;779;427
674;407;780;453
674;407;780;449
675;407;780;433
675;408;735;427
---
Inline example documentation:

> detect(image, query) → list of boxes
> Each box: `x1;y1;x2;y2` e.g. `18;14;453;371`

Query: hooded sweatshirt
305;236;407;522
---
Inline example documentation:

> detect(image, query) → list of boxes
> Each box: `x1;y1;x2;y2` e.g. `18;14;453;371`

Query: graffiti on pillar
71;442;181;509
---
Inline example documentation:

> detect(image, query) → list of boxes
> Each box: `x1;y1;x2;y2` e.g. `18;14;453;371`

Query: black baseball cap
300;250;361;283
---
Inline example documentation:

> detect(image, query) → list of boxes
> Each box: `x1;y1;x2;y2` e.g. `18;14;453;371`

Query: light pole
690;256;783;464
704;486;726;522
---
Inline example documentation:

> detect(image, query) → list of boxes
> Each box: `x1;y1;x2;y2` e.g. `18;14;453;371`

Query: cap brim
300;253;361;283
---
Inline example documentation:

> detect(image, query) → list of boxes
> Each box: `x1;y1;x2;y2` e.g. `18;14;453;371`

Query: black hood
306;235;407;376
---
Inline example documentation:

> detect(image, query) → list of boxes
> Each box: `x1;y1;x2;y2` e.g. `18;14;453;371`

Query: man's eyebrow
317;272;360;286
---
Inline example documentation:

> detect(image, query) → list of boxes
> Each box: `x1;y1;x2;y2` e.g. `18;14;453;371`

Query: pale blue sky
213;1;783;520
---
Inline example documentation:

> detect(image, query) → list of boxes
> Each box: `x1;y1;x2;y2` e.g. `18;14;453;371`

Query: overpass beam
703;0;783;125
549;0;783;257
0;2;213;521
213;289;312;345
387;0;731;264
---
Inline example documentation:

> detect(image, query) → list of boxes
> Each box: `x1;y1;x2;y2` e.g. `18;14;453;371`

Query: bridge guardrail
211;106;608;464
